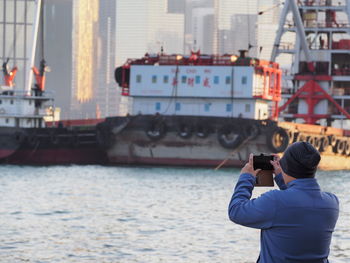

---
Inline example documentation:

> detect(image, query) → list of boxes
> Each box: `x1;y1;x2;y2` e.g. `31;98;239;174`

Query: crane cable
258;3;282;16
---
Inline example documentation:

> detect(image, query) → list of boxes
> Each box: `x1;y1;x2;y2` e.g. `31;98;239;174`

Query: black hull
0;126;108;165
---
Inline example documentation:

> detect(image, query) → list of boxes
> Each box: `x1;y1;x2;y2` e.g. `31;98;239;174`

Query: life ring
217;125;244;149
296;133;307;142
287;130;295;144
0;108;5;114
146;120;166;141
345;140;350;156
334;139;345;154
244;123;260;139
266;127;289;153
196;124;210;138
307;136;316;146
313;137;322;151
177;124;192;139
329;135;337;147
319;136;329;152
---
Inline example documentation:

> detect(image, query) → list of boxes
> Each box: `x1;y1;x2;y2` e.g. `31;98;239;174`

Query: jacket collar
286;178;321;190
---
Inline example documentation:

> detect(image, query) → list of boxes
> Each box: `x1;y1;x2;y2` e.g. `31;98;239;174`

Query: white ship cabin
117;52;282;120
0;85;54;128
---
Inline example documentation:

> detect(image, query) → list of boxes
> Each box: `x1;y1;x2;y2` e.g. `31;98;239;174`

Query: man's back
259;177;339;262
228;173;339;263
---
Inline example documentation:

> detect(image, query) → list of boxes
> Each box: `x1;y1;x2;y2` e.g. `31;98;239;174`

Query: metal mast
272;0;350;126
26;0;42;93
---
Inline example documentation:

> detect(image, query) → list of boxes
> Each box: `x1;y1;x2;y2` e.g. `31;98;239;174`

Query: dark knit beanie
279;142;321;179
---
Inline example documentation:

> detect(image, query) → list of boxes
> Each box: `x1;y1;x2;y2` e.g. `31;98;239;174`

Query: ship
0;0;107;165
96;0;350;170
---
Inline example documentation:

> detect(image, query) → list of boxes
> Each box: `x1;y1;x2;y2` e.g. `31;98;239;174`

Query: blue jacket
228;173;339;263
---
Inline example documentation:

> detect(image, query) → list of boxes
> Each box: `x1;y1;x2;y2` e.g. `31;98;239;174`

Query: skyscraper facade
45;0;73;119
0;0;37;91
115;0;184;66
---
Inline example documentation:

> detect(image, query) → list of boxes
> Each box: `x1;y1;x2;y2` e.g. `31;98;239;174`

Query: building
167;0;186;14
44;0;73;120
115;0;184;66
96;0;119;118
191;8;214;54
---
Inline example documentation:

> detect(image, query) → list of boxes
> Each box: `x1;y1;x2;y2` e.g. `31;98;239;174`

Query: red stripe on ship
0;149;16;159
5;148;108;165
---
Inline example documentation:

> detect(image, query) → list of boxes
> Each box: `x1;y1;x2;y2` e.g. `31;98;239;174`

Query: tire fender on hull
217;125;244;149
177;123;192;139
266;127;289;153
146;120;166;141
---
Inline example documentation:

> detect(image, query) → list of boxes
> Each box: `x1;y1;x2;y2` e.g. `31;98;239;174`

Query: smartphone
253;154;274;187
253;154;274;170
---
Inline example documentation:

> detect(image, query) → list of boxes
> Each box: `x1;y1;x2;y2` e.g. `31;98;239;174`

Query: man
228;142;339;263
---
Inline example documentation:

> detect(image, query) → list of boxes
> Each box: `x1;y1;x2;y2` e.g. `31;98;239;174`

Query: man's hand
241;153;261;177
270;154;282;176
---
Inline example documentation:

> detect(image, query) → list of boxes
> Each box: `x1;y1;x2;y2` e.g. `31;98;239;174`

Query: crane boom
271;0;313;63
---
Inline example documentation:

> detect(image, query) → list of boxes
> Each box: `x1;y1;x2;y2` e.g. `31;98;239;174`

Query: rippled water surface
0;166;349;262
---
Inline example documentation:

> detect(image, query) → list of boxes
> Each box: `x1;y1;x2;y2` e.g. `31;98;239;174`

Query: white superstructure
116;51;282;121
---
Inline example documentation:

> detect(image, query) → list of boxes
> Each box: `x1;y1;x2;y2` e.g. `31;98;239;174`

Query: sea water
0;166;348;263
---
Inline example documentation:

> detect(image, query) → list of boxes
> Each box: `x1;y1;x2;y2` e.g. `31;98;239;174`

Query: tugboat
97;0;350;170
0;0;107;165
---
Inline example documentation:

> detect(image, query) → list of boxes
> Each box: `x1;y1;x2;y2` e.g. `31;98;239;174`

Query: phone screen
253;155;274;170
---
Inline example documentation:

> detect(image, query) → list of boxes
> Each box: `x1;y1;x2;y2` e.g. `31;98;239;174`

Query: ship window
195;76;201;84
175;102;181;111
163;75;169;83
245;104;251;112
204;103;211;112
152;75;157;83
225;76;231;84
0;100;2;104
10;100;14;104
5;118;9;123
226;104;232;112
155;102;161;111
136;74;142;83
214;76;219;84
242;76;247;85
29;100;32;105
181;76;187;84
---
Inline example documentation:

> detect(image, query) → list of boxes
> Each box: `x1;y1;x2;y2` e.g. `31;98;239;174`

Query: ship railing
0;89;54;100
299;0;347;6
303;21;350;28
332;68;350;76
332;88;350;96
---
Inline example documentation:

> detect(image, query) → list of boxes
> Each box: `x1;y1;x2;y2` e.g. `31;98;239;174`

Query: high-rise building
115;0;184;66
230;14;258;56
70;0;99;119
211;0;285;63
96;0;119;118
44;0;73;119
168;0;186;14
191;8;214;54
69;0;119;119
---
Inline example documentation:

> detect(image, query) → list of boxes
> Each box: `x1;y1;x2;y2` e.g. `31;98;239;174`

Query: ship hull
0;126;107;165
98;115;350;171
